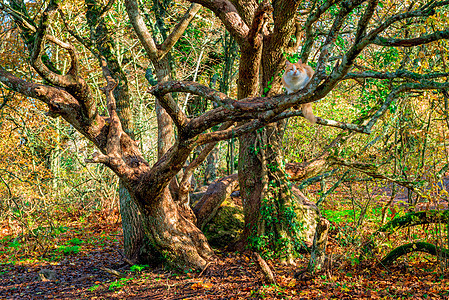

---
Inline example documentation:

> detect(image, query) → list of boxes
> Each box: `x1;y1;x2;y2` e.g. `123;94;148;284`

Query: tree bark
119;184;146;263
308;217;330;272
235;0;311;263
193;173;239;230
140;188;214;270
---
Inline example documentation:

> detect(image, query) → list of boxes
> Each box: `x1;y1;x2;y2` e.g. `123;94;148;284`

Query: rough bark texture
254;252;276;284
84;0;148;265
140;188;214;270
235;0;311;262
193;173;239;230
238;130;266;246
119;184;146;263
291;186;320;245
308;217;330;272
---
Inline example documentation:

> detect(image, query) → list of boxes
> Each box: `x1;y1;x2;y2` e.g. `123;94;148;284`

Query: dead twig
198;262;211;277
100;267;125;278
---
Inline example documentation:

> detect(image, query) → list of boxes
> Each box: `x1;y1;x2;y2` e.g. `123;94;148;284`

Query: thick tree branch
0;66;107;149
2;0;81;84
159;4;202;57
125;0;191;130
189;0;249;44
58;8;97;57
28;0;80;87
100;58;122;156
313;0;449;100
272;0;301;33
354;0;378;44
315;0;366;76
191;110;370;146
150;80;236;109
380;242;449;266
373;29;449;47
151;75;449;146
247;0;272;47
301;0;342;61
124;0;159;60
364;81;449;132
177;122;233;205
345;70;449;81
150;80;366;139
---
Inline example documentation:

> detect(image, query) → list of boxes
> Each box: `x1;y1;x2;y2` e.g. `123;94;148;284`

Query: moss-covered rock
203;199;244;248
202;192;320;249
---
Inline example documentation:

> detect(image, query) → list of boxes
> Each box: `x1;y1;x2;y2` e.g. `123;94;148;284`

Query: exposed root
253;252;276;285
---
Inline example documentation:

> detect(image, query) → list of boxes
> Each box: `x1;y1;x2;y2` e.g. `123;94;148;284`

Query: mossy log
377;210;449;234
380;242;449;266
361;210;449;259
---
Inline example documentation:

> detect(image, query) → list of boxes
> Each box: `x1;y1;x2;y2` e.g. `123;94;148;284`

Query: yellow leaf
191;281;213;289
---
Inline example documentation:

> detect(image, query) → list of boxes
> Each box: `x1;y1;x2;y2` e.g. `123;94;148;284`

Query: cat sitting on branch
281;60;317;124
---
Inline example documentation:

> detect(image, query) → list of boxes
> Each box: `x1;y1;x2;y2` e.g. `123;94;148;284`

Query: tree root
253;252;276;285
380;242;449;266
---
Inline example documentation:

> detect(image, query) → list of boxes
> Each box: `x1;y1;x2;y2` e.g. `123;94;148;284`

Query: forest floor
1;218;448;299
1;178;449;300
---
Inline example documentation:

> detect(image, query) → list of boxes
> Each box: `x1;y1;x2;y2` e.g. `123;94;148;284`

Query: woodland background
1;0;449;298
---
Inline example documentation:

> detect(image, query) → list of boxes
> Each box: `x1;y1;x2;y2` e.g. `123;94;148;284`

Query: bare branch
98;0;116;21
150;80;236;109
58;8;98;58
152;74;449;146
330;157;425;196
364;80;449;132
354;0;378;44
315;0;366;76
189;108;369;146
301;0;342;61
313;1;449;99
0;66;107;148
177;122;233;206
159;4;202;58
345;70;449;81
2;1;81;79
99;58;124;157
373;29;449;47
124;0;159;60
29;0;79;87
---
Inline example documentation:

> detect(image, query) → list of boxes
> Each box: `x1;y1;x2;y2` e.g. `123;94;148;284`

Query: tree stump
308;217;330;272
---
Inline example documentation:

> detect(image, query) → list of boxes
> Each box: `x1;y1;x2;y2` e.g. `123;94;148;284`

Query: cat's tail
301;103;317;124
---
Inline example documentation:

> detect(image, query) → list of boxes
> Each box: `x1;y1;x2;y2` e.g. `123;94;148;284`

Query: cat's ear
285;60;291;66
298;59;303;64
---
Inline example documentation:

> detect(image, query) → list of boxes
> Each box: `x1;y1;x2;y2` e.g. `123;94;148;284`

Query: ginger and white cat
281;60;317;124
